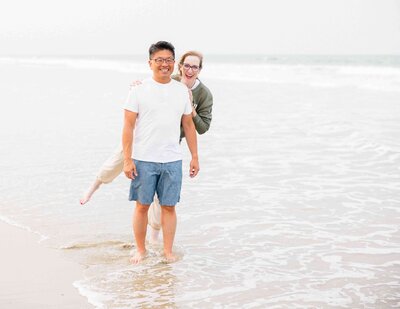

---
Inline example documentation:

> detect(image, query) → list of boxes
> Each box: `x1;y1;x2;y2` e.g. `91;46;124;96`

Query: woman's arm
193;91;213;135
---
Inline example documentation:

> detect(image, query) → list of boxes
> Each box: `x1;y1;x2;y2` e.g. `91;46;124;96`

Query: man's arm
122;109;138;179
181;114;199;178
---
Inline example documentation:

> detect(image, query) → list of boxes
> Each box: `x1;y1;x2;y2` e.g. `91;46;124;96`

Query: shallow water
0;56;400;308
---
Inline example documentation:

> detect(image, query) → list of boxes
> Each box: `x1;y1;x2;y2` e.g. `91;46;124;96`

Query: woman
80;51;213;241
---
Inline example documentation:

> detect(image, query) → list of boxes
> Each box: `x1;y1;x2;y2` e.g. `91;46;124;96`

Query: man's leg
161;205;177;262
131;201;150;264
158;160;182;263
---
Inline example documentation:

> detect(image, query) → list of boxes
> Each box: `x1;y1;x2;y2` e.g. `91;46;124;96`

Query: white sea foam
73;280;111;309
0;215;48;242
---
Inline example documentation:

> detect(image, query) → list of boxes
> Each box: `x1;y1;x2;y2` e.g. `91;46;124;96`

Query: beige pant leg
148;195;161;230
97;146;124;184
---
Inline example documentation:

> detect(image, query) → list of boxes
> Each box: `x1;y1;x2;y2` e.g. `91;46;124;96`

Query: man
122;41;199;264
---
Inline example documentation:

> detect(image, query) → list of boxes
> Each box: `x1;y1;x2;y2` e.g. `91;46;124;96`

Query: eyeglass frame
182;63;201;72
151;57;175;64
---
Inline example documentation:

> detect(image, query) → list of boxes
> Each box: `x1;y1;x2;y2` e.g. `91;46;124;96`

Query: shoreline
0;221;93;308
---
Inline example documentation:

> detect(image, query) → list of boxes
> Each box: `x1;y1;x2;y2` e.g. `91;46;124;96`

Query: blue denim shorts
129;159;182;206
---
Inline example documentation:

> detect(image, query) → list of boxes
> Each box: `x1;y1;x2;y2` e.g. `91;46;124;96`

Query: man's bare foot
164;252;178;263
130;250;146;265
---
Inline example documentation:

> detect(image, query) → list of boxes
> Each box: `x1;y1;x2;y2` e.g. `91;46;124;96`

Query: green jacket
172;75;213;139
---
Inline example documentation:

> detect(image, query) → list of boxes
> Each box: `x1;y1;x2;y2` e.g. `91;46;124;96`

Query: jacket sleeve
193;91;213;135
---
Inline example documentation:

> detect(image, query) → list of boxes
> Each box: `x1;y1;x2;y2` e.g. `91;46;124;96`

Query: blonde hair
178;51;203;76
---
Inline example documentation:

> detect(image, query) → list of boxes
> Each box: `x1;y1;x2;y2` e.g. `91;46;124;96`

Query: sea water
0;54;399;308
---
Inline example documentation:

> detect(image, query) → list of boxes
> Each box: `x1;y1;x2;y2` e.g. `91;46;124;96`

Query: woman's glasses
182;63;200;72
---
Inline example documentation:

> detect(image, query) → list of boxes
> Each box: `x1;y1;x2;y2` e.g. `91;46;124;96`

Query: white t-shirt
124;77;192;163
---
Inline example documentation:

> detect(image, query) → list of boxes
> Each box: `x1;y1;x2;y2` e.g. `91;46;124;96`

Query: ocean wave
203;63;400;92
61;240;131;250
0;56;149;74
0;214;48;242
1;56;400;92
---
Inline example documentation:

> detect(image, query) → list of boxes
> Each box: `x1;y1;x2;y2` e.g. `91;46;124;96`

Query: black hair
148;41;175;59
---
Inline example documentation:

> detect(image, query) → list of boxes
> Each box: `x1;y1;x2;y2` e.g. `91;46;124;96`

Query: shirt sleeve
124;88;139;113
193;91;213;134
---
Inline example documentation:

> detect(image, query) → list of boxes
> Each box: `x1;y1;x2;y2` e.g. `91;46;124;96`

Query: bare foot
79;195;91;205
80;179;102;205
164;252;178;264
130;250;146;265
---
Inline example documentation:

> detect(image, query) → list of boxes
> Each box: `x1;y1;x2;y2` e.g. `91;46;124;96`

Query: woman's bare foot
130;250;146;265
79;194;91;205
80;179;102;205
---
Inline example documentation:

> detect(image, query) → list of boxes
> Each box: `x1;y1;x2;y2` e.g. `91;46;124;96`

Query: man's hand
124;159;138;179
189;158;199;178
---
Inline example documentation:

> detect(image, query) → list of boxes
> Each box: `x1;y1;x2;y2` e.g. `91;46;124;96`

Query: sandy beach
0;222;92;308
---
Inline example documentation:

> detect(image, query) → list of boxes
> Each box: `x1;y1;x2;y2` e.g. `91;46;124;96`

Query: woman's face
180;55;201;85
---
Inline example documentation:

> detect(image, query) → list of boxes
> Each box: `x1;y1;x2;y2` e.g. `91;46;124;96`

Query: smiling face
148;49;175;83
179;55;202;87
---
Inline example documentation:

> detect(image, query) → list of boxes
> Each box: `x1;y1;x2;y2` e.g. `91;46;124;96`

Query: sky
1;0;400;55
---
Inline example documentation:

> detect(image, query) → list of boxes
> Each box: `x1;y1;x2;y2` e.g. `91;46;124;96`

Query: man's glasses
182;63;200;72
151;57;175;64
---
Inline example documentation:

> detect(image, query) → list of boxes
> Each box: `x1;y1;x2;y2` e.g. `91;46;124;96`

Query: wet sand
0;222;92;308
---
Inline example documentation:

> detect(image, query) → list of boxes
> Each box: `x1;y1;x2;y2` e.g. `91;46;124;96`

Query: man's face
149;49;175;83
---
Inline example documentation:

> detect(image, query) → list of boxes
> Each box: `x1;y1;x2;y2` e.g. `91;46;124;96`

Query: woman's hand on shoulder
129;80;142;89
188;88;193;102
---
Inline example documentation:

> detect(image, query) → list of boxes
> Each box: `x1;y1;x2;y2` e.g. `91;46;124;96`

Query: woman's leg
80;178;103;205
80;147;124;205
147;195;162;242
